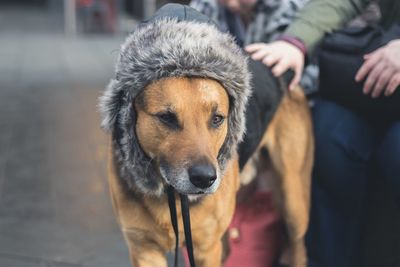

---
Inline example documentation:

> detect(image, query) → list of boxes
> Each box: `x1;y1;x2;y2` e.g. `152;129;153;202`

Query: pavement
0;5;136;267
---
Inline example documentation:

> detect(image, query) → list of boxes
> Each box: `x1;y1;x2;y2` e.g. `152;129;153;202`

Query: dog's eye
211;114;225;128
156;112;180;130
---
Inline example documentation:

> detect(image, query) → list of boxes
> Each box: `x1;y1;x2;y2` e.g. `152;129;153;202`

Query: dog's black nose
188;164;217;189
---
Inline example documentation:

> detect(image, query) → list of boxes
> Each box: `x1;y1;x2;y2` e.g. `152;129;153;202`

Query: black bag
318;24;400;120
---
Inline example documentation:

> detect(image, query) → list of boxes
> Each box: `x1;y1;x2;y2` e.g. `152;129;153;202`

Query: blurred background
0;0;189;266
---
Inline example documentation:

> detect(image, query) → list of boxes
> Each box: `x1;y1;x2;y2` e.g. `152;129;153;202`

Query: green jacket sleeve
285;0;372;54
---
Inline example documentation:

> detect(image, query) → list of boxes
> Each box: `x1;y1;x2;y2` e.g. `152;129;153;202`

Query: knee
377;122;400;178
378;122;400;154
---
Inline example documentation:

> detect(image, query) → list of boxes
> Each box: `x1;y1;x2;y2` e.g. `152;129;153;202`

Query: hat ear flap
101;81;163;194
99;78;138;165
99;79;125;132
217;90;248;170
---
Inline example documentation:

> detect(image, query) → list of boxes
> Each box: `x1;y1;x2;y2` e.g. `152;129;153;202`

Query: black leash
167;185;196;267
180;194;196;267
167;186;180;267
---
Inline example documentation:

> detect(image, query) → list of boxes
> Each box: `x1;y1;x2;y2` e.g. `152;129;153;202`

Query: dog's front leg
193;240;223;267
123;231;168;267
127;245;167;267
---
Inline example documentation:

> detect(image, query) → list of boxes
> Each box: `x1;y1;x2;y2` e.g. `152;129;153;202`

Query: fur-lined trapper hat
99;4;251;196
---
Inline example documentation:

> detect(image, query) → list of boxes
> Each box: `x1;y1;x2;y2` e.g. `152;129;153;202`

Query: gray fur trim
99;18;251;196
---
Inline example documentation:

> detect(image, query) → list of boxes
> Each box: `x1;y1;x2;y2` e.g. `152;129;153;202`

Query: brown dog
108;77;240;266
106;77;313;267
100;5;313;267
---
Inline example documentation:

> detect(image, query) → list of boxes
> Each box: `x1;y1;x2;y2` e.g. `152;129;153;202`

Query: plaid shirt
189;0;321;93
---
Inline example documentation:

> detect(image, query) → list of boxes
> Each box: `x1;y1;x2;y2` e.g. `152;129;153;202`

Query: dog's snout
188;164;217;189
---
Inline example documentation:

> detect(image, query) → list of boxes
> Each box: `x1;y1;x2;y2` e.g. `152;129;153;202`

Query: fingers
363;61;386;96
262;54;280;67
245;43;267;53
385;73;400;96
246;43;280;64
251;48;271;61
363;53;371;59
355;49;382;82
371;68;394;98
357;43;400;97
290;64;303;90
272;59;290;77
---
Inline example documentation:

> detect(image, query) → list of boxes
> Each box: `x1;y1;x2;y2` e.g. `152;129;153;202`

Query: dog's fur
100;5;313;267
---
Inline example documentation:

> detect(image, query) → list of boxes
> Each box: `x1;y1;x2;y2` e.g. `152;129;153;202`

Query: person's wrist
278;35;307;57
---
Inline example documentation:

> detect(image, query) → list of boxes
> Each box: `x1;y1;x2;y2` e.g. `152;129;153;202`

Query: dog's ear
99;79;125;132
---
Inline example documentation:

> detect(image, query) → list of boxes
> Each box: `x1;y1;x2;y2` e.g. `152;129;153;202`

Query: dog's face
135;77;230;195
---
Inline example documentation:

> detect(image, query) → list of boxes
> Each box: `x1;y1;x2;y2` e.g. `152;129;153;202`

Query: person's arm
285;0;372;54
245;0;372;89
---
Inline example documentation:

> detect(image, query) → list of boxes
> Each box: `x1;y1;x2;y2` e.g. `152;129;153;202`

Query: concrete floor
0;5;134;267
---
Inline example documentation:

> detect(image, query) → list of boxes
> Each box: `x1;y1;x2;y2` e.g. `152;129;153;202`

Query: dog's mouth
166;185;210;196
159;161;221;196
161;175;217;196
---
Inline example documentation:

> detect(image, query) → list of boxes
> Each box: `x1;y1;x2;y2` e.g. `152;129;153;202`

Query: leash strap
167;186;180;267
167;186;197;267
180;194;196;267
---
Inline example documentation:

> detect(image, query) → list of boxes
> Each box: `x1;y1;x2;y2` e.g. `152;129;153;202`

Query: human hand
355;39;400;98
245;41;305;90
